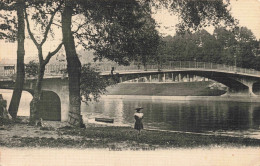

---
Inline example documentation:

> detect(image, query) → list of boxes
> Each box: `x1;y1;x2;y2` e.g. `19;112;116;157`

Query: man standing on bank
134;107;144;134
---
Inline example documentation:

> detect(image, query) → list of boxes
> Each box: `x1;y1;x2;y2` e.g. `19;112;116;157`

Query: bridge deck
1;61;260;80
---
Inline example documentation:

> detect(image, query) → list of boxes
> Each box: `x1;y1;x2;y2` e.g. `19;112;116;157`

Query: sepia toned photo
0;0;260;165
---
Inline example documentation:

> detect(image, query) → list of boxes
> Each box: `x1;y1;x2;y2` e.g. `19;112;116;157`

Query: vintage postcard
0;0;260;165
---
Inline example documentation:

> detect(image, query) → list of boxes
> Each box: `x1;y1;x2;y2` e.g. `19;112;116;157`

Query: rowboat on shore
95;117;114;123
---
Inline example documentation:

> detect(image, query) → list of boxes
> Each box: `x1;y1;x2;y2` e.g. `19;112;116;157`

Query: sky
153;0;260;38
0;0;260;62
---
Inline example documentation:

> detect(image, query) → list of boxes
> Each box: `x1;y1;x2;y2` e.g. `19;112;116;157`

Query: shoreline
2;122;260;149
101;95;260;103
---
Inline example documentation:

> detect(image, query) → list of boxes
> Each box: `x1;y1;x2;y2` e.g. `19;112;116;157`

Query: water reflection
82;98;260;132
1;88;260;133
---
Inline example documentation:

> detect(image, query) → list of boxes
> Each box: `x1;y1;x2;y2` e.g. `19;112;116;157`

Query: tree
213;26;258;68
24;60;38;77
155;0;237;65
193;30;221;63
2;0;159;126
0;0;25;119
213;27;237;65
24;2;63;125
135;14;160;70
158;30;220;63
61;0;83;127
60;0;162;127
80;64;116;103
234;27;257;68
167;0;237;33
60;0;237;127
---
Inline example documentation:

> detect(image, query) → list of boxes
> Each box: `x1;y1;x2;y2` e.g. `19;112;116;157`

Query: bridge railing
1;61;260;77
164;61;260;75
35;61;260;76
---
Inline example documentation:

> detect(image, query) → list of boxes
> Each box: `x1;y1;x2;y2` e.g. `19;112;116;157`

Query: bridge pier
177;74;180;82
158;74;165;82
233;77;258;97
193;75;198;82
221;78;258;97
183;75;187;82
172;73;177;82
240;81;257;97
187;74;190;82
178;74;182;82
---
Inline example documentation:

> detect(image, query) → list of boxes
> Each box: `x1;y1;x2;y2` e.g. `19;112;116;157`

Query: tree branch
52;22;62;28
43;42;63;66
24;9;40;47
0;1;16;11
40;4;62;46
72;22;88;34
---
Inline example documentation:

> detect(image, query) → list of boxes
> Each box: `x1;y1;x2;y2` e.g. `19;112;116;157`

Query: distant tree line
157;27;260;70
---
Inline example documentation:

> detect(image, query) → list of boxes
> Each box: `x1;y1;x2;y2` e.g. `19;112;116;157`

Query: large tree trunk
29;65;45;125
8;0;25;119
62;1;84;127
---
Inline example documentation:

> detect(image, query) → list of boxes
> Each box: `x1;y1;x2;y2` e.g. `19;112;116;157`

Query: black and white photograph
0;0;260;165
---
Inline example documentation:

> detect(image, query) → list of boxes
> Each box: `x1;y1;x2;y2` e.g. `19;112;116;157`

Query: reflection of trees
226;103;250;130
114;100;123;124
84;98;260;132
252;105;260;128
138;101;254;132
122;101;137;124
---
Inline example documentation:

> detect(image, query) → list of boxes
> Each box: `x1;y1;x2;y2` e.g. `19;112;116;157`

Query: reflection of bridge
1;61;260;121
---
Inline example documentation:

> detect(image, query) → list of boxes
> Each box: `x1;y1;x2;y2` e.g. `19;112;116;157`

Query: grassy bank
1;122;260;150
106;81;225;96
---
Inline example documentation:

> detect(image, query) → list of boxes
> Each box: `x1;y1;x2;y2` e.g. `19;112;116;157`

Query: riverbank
101;95;260;103
106;81;226;96
1;119;260;150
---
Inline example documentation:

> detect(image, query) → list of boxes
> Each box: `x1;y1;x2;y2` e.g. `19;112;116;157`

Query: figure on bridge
111;67;114;75
110;67;120;83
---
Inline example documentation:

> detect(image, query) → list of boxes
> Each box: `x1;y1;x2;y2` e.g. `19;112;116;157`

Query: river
82;96;260;133
1;89;260;134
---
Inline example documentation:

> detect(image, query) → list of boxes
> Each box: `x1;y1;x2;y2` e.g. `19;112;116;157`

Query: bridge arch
187;71;249;94
0;87;61;121
253;81;260;95
115;70;258;96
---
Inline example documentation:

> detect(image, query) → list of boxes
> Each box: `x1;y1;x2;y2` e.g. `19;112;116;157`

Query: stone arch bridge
0;61;260;121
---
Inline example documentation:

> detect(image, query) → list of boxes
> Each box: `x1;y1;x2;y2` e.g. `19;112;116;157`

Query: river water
82;97;260;132
1;89;260;133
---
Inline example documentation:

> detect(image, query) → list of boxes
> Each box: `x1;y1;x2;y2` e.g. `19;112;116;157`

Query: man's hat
135;107;143;110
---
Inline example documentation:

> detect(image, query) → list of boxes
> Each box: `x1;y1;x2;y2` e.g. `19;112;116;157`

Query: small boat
95;117;114;123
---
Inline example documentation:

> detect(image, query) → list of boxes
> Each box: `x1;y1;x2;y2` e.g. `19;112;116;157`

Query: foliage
158;26;260;70
0;0;17;42
25;60;39;77
167;0;237;33
214;26;258;68
74;0;236;66
134;13;160;67
73;0;160;66
80;63;117;103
